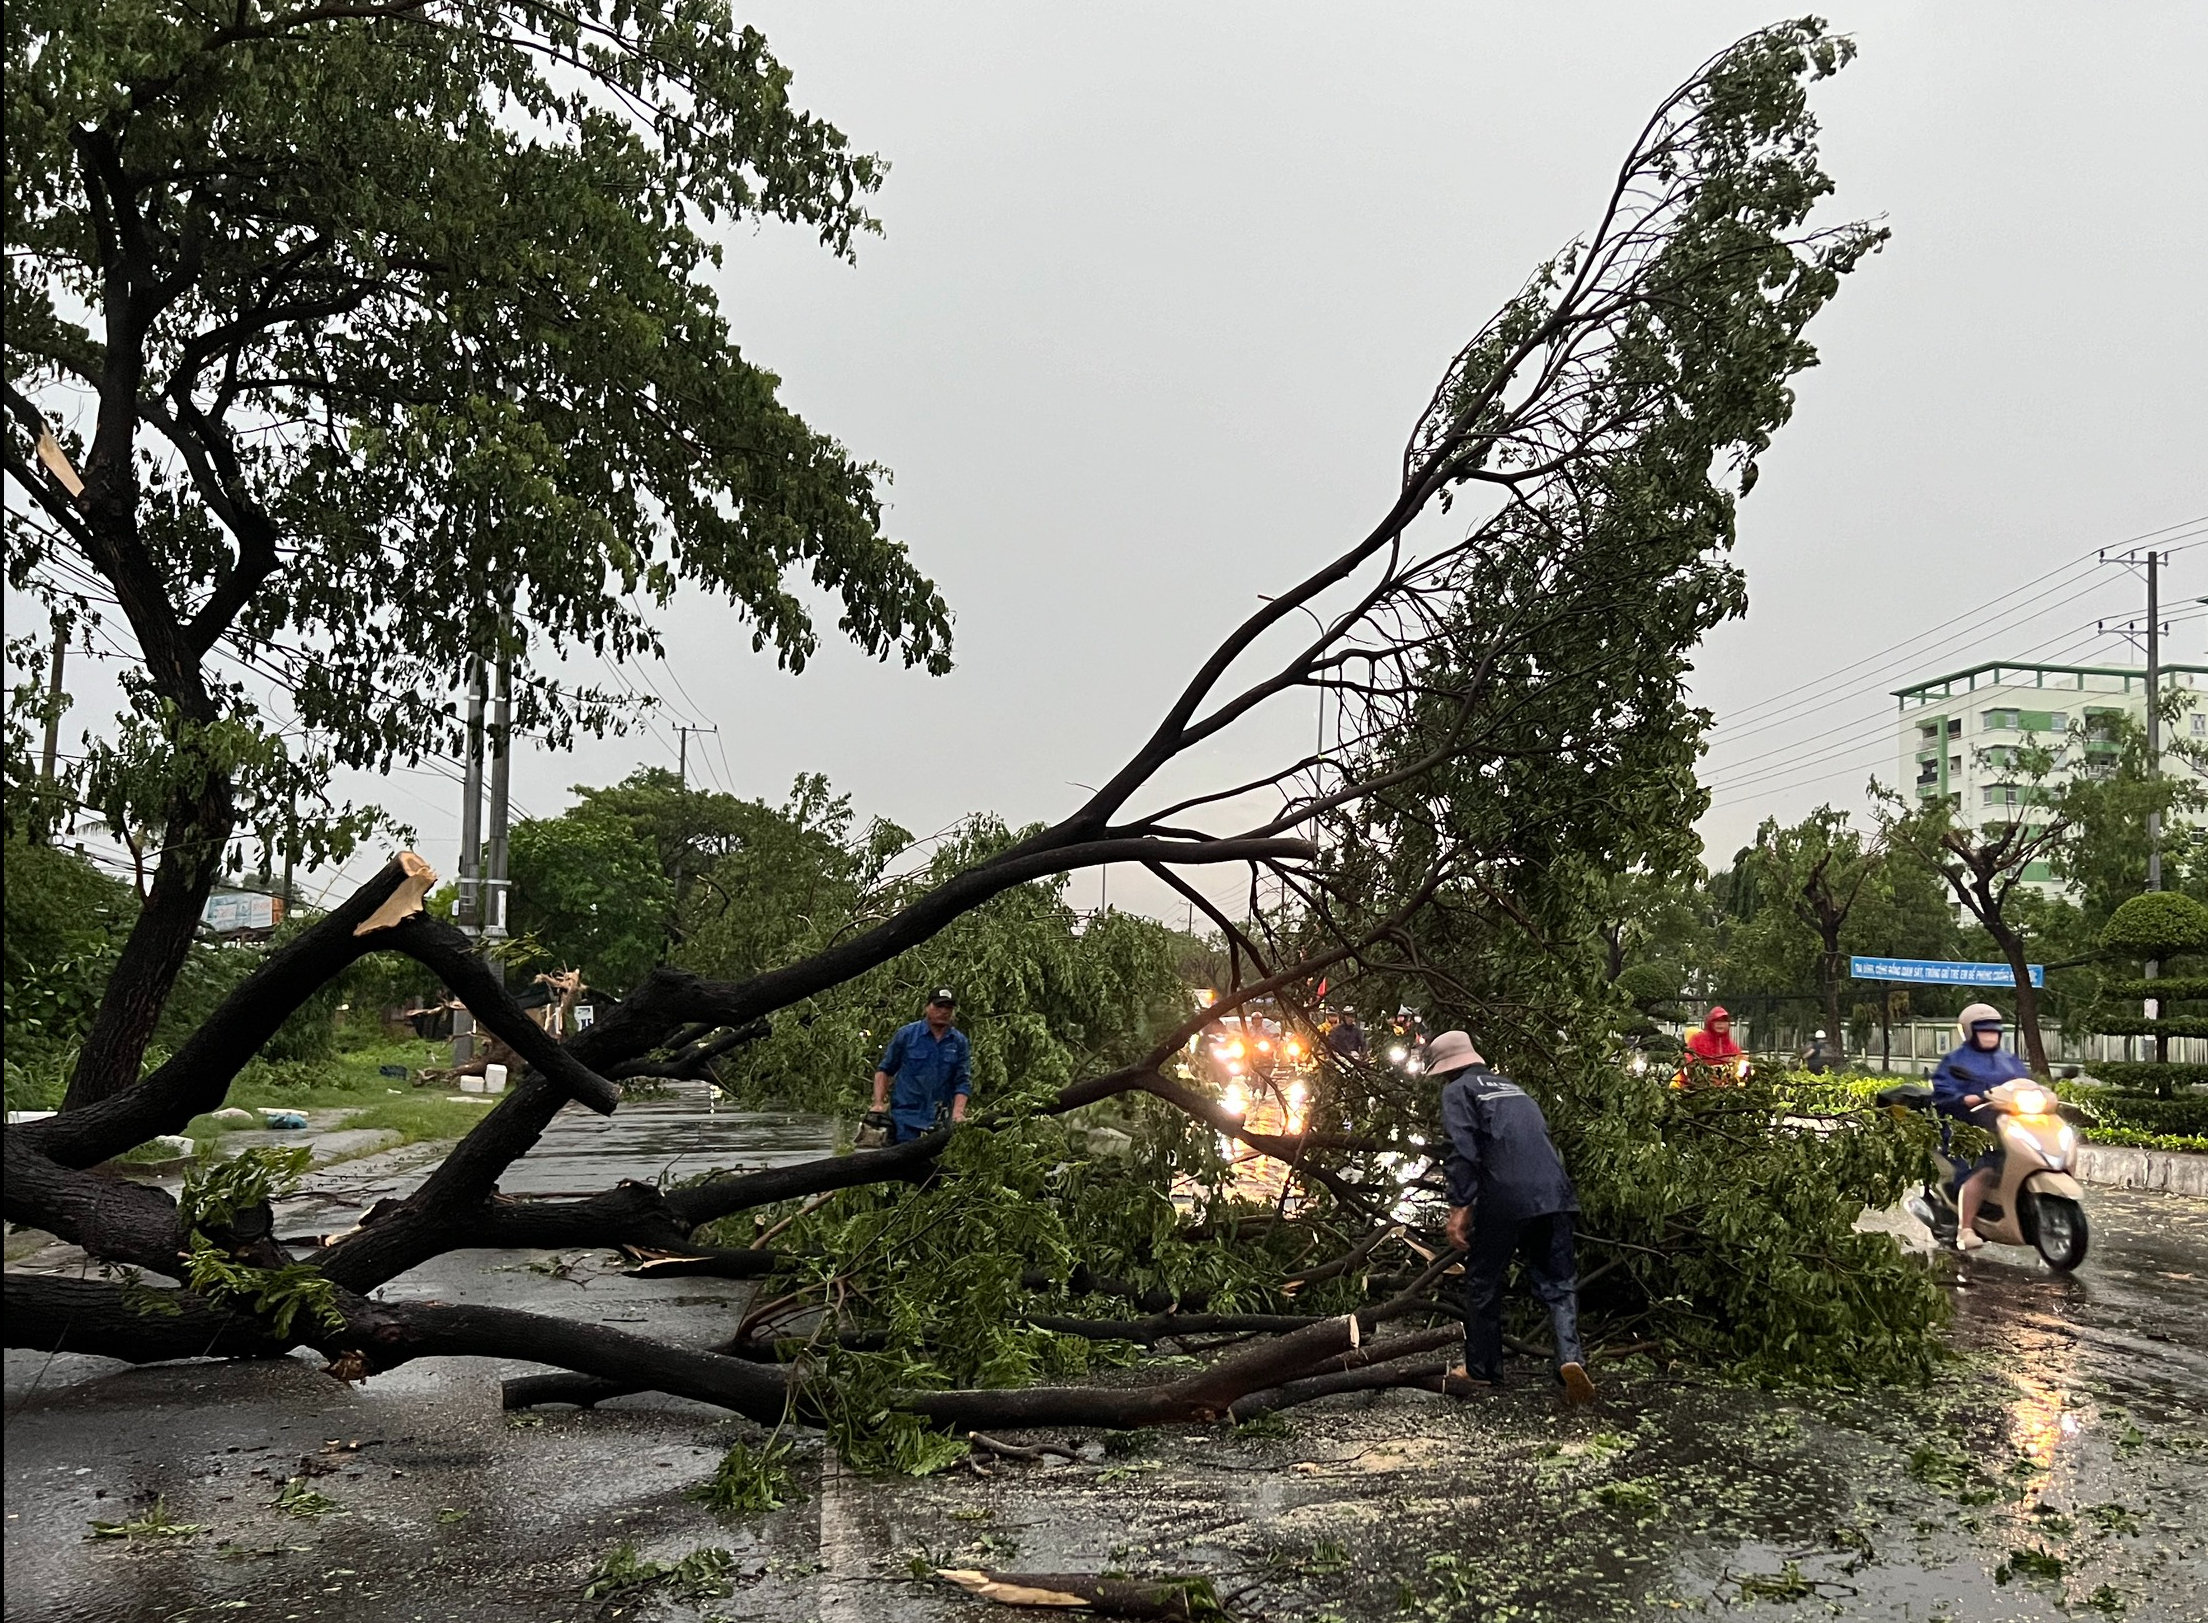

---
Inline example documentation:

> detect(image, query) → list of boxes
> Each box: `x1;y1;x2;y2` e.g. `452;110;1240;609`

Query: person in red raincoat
1674;1006;1747;1088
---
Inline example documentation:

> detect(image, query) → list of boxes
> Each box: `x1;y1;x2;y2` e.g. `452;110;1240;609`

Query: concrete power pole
2097;543;2179;1060
39;633;64;782
484;654;514;989
2146;549;2161;893
454;656;487;1062
39;625;65;838
674;722;717;791
2099;545;2173;894
2145;551;2165;1061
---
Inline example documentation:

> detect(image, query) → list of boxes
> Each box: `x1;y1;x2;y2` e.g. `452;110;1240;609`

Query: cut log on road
936;1569;1217;1619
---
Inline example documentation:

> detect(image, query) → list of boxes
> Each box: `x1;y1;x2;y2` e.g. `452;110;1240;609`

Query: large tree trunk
1988;923;2050;1077
1819;941;1845;1045
63;769;234;1109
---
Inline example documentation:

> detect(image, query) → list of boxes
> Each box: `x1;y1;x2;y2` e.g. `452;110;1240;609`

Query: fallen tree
5;19;1942;1449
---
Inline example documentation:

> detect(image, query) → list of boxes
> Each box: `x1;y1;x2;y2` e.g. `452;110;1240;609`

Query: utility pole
484;653;513;988
2099;545;2174;1058
454;656;487;1063
280;812;296;913
2146;549;2161;892
39;631;64;783
2145;552;2164;1060
39;625;65;839
2099;546;2172;888
674;722;718;791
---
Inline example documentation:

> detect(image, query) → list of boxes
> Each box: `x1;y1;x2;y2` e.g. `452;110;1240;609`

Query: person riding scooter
1673;1006;1748;1088
1801;1030;1844;1075
1882;1005;2090;1269
1930;1003;2029;1251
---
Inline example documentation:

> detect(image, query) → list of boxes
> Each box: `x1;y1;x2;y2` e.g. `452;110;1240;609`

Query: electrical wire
1704;515;2206;739
1698;536;2197;794
1700;553;2123;757
1701;620;2132;813
1702;615;2121;798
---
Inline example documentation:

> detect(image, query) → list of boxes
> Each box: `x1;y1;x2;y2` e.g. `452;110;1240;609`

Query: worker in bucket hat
1429;1030;1594;1405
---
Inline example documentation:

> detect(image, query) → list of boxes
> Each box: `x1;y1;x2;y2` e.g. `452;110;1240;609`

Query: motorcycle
1670;1052;1752;1090
1878;1078;2091;1272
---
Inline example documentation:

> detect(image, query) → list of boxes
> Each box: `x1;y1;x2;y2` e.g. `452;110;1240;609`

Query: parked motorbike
1878;1078;2091;1271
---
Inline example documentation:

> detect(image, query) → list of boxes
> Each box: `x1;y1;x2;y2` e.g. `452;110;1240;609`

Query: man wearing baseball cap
1429;1029;1595;1405
869;988;973;1144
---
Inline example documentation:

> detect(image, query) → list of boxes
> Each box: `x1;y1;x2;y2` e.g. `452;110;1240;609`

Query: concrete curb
2075;1143;2208;1197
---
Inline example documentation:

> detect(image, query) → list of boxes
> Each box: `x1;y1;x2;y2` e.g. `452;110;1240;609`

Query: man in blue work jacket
869;988;973;1143
1431;1029;1595;1405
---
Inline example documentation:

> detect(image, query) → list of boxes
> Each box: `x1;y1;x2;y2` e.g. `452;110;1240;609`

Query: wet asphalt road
4;1089;2204;1623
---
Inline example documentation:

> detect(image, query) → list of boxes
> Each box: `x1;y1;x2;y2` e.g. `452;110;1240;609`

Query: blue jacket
1439;1065;1579;1220
877;1020;973;1136
1929;1040;2030;1119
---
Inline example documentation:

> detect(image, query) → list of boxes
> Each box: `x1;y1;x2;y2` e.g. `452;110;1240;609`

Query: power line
1700;540;2197;795
1706;516;2206;738
1700;553;2121;758
1699;581;2124;787
1702;620;2120;812
1703;615;2116;798
1705;532;2202;766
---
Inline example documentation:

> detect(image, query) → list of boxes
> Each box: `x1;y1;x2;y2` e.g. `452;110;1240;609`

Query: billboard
203;891;283;934
1849;955;2043;989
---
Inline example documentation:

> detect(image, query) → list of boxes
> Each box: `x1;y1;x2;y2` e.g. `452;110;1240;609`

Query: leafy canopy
6;0;952;864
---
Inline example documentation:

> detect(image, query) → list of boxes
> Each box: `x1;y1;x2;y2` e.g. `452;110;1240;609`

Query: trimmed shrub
2099;892;2208;958
2080;1015;2208;1040
2085;1061;2208;1098
2067;1088;2208;1144
2095;976;2208;1002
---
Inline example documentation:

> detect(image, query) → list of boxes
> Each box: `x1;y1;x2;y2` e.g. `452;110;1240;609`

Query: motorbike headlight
2012;1087;2049;1115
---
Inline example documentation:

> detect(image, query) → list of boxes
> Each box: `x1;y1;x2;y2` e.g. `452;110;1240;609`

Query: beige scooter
1886;1077;2091;1271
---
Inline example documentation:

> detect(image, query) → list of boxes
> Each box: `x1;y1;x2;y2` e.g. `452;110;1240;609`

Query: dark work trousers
1462;1210;1586;1382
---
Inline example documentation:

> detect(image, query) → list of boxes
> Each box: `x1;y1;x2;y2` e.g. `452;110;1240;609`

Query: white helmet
1956;1002;2003;1041
1812;1030;1827;1040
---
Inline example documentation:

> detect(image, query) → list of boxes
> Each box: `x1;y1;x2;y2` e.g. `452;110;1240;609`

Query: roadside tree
6;0;951;1110
1869;787;2068;1076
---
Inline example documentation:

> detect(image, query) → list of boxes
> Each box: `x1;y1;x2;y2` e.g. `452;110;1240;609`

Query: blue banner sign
1850;956;2043;989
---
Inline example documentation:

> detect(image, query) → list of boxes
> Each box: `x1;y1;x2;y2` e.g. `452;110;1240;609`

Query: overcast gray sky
45;4;2208;916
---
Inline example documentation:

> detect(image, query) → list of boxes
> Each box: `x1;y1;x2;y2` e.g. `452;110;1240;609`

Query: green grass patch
138;1040;494;1162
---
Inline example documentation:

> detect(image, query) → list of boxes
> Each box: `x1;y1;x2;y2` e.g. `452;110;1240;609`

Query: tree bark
1990;922;2051;1077
2;1272;800;1425
63;770;234;1109
25;858;618;1174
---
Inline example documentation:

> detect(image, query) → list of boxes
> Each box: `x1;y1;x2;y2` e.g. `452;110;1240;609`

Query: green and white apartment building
1880;659;2208;1070
1895;660;2208;889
